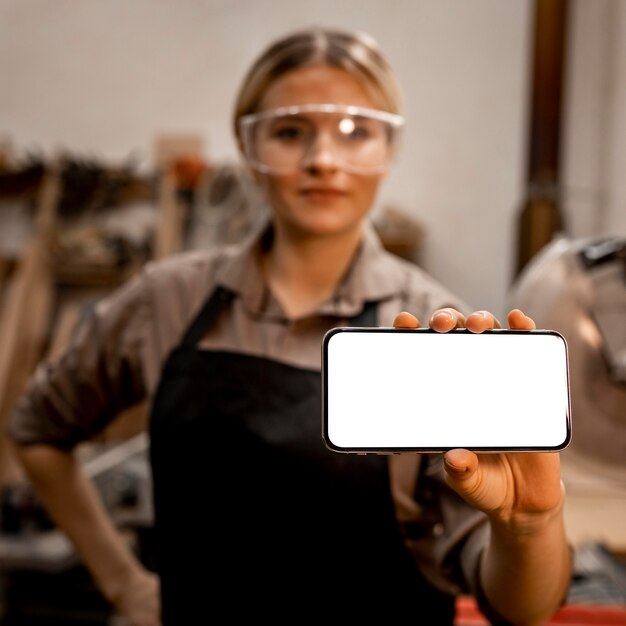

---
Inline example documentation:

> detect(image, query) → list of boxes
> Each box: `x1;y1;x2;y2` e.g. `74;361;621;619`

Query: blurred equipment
372;204;424;265
0;434;153;625
568;541;626;604
185;162;269;251
508;236;626;475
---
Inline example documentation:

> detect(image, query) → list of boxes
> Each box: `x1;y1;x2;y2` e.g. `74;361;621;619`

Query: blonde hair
232;26;403;141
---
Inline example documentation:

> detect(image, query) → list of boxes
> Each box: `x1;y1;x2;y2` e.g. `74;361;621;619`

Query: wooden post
0;164;61;486
153;134;205;259
514;0;569;277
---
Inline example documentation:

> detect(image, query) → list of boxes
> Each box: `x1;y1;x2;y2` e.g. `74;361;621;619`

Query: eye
339;117;373;140
268;119;308;142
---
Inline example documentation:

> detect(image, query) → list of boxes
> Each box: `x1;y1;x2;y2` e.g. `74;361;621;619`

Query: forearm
15;443;147;606
481;494;571;626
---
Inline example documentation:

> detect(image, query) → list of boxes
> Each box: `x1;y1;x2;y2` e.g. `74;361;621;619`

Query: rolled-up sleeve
396;455;487;591
7;270;153;450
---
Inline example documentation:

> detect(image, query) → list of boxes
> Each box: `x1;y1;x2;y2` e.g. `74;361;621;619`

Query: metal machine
508;235;626;479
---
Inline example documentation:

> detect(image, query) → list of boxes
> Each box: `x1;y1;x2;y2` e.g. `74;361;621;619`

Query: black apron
149;286;455;623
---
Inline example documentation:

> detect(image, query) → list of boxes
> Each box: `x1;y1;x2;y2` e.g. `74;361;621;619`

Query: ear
235;135;261;183
236;134;246;157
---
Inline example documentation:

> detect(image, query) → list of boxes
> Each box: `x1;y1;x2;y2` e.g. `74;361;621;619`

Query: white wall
562;0;626;239
1;0;624;318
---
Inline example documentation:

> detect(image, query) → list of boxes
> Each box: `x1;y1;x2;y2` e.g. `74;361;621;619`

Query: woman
8;26;571;625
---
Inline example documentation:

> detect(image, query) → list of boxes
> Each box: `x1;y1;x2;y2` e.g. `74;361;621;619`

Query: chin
293;216;360;239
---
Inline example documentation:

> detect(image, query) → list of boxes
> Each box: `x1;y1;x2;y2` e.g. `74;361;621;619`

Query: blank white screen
324;329;571;451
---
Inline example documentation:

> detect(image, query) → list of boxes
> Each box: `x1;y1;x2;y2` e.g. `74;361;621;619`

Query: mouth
299;187;347;200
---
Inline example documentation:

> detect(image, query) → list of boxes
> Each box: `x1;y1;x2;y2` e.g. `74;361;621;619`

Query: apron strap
181;286;235;347
350;299;378;327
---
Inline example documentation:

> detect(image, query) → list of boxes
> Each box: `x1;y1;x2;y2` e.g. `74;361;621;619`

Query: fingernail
431;310;454;326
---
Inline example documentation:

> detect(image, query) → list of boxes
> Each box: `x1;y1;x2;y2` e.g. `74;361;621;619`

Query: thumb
443;449;504;515
443;448;480;490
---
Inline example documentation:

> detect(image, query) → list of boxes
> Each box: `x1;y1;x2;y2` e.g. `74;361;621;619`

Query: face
245;65;393;239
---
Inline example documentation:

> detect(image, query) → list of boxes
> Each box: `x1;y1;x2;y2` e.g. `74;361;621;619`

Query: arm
15;443;160;626
8;269;163;626
394;308;572;626
445;447;570;625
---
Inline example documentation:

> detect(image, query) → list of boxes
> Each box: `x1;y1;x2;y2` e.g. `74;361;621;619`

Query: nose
300;131;339;172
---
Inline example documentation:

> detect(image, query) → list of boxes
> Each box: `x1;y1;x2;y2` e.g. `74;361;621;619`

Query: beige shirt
8;218;499;613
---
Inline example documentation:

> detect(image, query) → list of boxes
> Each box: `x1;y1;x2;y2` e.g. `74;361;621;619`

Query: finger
429;308;466;333
442;449;484;505
393;311;421;328
507;308;536;330
443;448;479;480
465;310;502;333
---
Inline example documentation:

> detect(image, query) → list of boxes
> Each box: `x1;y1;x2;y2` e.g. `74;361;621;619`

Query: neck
263;223;364;318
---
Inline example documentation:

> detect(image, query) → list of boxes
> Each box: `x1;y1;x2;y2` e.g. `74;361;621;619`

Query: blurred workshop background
0;0;625;624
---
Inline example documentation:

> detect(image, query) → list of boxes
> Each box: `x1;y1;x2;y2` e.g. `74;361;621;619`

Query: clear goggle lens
239;104;404;175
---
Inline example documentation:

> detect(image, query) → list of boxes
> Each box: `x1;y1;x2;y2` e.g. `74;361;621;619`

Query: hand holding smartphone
322;327;572;453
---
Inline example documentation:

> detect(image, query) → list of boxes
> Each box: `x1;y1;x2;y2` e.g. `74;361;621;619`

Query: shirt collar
214;217;406;319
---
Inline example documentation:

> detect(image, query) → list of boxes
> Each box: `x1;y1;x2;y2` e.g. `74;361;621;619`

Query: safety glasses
239;104;404;175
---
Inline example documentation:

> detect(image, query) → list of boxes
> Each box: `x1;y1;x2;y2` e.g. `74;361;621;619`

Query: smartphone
322;327;572;453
